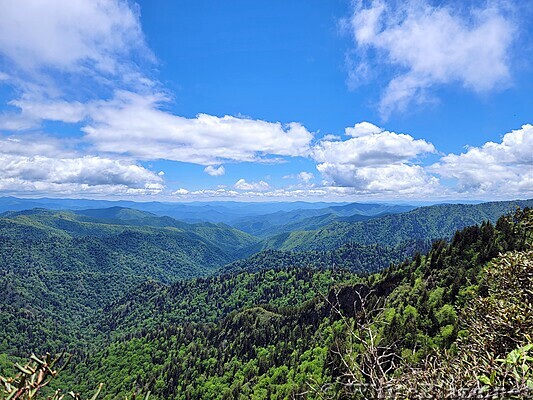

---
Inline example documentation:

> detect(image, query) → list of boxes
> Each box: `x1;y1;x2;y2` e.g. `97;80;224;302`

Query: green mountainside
0;208;258;257
1;201;532;399
258;199;533;251
42;208;531;399
221;239;429;276
230;203;415;237
0;209;258;356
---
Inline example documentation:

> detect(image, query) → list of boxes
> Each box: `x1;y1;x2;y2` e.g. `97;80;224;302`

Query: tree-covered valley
1;0;532;397
1;198;532;399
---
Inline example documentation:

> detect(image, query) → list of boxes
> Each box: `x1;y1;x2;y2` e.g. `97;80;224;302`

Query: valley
1;198;532;398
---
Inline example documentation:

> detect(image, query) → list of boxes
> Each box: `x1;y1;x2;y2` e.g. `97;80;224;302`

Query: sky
0;0;531;202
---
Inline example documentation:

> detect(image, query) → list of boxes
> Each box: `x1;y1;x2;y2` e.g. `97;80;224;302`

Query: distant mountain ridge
0;197;353;224
230;203;416;237
0;207;258;258
0;207;259;356
256;199;533;251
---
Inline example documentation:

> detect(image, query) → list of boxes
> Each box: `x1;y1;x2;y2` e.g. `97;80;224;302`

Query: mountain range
1;197;532;398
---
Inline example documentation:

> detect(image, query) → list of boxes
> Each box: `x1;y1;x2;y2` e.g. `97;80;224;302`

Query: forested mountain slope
1;204;532;399
231;203;415;237
0;208;258;257
95;267;360;340
36;208;531;399
221;238;429;276
258;199;533;251
0;208;258;357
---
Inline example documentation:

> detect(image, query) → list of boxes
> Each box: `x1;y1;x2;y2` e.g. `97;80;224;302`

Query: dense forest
257;199;533;251
1;199;532;399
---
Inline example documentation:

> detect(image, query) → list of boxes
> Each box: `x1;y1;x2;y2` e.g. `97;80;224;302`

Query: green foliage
97;267;359;337
222;239;430;276
2;205;532;398
0;354;150;400
377;208;533;399
0;209;258;356
259;199;533;251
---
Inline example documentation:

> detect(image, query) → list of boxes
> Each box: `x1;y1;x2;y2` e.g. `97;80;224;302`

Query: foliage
362;208;533;399
0;354;150;400
222;239;430;276
1;204;532;398
259;199;533;251
0;209;258;356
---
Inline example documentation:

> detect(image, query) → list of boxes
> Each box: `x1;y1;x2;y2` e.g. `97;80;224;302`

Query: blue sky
0;0;531;201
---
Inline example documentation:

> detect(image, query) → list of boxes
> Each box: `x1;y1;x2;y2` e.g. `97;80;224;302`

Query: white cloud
320;134;341;142
3;90;314;166
283;171;315;183
171;187;332;200
345;121;382;137
172;188;189;195
168;184;439;201
9;98;87;124
0;154;164;195
0;0;150;74
317;163;438;194
0;0;156;132
234;179;270;191
312;123;437;193
431;124;533;196
81;90;313;165
0;1;314;175
0;135;163;196
297;172;315;183
346;0;516;116
0;112;40;131
313;127;435;167
204;165;225;176
0;134;76;158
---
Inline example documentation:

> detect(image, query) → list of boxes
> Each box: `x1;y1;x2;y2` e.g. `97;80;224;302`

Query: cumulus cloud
317;163;438;194
81;90;313;165
345;121;382;137
0;0;314;179
312;122;437;193
0;154;164;195
0;0;317;198
297;172;315;183
172;188;190;195
0;0;151;74
171;187;334;200
3;91;314;166
204;165;225;176
320;134;341;142
0;135;163;196
169;120;533;200
431;124;533;196
345;0;516;116
313;123;435;167
169;184;439;201
234;179;270;191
